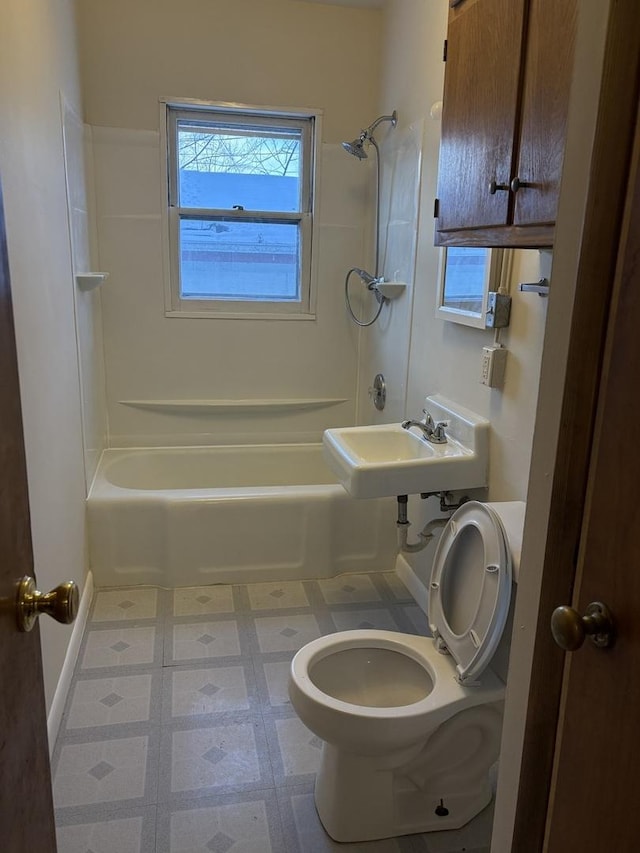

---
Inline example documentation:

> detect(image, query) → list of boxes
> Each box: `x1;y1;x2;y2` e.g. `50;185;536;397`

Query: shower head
342;134;368;160
341;110;398;160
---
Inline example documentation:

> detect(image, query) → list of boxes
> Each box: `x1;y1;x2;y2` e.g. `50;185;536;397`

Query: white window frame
435;247;513;329
160;98;321;320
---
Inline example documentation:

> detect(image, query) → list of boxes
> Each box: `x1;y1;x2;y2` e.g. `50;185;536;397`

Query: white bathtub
87;445;398;587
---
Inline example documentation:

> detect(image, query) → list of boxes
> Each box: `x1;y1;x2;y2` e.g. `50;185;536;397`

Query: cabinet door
436;0;527;233
513;0;578;226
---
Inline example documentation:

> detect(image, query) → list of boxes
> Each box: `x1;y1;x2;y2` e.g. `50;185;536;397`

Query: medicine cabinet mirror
436;247;511;328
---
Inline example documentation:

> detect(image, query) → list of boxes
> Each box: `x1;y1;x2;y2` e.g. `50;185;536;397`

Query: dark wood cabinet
434;0;577;248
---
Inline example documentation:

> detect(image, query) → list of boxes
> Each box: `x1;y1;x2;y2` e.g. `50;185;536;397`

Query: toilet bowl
289;500;525;843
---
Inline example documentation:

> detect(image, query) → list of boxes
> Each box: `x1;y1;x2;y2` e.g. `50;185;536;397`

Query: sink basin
323;395;489;499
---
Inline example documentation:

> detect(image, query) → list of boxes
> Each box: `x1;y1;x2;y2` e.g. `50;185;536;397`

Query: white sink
323;395;489;499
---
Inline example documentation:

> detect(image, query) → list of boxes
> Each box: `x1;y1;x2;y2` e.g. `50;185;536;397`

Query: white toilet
288;500;525;843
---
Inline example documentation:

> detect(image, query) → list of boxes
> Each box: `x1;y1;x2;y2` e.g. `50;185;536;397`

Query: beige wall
77;0;383;142
377;0;548;502
77;0;385;447
367;0;550;599
0;0;89;713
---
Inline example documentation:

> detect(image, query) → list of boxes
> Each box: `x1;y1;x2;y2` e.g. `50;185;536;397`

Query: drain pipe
396;495;450;554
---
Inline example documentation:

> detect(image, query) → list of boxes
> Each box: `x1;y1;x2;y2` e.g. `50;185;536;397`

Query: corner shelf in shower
118;398;349;414
75;272;109;291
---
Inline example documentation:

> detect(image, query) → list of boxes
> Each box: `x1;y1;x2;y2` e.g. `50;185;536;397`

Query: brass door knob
550;601;615;651
16;576;79;633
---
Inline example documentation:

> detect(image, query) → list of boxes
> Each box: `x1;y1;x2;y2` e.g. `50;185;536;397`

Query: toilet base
315;753;492;843
314;703;502;843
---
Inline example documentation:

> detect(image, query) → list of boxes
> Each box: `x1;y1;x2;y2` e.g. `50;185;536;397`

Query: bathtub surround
61;100;108;489
76;0;384;449
355;119;423;424
52;577;491;852
90;129;367;447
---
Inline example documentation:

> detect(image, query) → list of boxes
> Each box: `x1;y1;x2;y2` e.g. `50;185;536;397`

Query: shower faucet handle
369;374;386;411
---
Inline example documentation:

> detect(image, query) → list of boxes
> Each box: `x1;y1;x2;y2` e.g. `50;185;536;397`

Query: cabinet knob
510;176;534;193
489;179;510;195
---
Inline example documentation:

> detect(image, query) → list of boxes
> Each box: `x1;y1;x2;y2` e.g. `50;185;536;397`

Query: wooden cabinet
434;0;577;248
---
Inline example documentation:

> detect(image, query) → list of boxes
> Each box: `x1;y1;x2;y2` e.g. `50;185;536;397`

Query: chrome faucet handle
422;410;435;428
432;422;447;443
429;419;448;444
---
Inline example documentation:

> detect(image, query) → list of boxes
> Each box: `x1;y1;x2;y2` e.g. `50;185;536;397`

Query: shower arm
365;112;398;139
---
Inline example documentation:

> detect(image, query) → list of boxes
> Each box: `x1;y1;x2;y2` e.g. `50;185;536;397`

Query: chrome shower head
341;110;398;160
342;135;368;160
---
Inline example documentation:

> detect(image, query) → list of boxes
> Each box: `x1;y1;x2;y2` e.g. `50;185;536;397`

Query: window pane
179;218;300;301
177;121;301;212
442;247;488;314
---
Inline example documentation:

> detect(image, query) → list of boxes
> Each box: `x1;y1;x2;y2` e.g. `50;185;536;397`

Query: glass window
165;103;316;317
440;247;489;315
435;247;510;329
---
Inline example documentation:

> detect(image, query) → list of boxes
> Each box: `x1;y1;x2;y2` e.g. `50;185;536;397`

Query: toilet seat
428;501;512;684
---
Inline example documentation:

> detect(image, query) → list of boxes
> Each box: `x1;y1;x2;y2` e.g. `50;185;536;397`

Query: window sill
165;309;317;321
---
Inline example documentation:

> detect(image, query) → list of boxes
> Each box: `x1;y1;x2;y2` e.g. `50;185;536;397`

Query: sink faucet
401;410;448;444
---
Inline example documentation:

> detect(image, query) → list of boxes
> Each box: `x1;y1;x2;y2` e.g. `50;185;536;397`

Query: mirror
436;247;510;328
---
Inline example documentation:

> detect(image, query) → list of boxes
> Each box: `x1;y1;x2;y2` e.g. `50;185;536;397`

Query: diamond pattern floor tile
54;572;494;853
92;588;158;622
54;736;150;808
64;674;154;729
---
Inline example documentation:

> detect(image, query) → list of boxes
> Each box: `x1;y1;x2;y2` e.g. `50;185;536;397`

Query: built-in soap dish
376;281;406;300
76;272;109;291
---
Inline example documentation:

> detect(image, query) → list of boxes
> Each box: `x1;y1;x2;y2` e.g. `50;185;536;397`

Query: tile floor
53;572;493;853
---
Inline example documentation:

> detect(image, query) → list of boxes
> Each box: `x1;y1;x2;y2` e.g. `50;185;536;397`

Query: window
435;247;511;328
163;100;318;318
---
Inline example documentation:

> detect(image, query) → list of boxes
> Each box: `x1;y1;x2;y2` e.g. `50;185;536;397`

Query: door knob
551;601;615;651
16;575;79;632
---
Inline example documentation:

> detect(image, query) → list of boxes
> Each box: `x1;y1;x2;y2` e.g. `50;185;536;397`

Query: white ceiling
292;0;386;9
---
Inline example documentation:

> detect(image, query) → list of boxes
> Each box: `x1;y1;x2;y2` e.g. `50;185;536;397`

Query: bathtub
87;445;398;587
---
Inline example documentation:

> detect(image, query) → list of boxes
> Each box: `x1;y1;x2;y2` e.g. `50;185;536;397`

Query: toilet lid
428;501;512;684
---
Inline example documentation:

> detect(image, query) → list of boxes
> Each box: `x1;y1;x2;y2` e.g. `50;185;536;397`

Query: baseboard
47;570;93;755
395;553;429;616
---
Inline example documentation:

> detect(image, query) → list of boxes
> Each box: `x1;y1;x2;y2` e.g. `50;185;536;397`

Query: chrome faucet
401;410;448;444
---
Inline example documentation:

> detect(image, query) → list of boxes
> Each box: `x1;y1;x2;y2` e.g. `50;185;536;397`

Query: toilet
288;500;525;843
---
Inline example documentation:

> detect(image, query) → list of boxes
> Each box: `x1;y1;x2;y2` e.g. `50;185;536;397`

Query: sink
323;395;489;499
